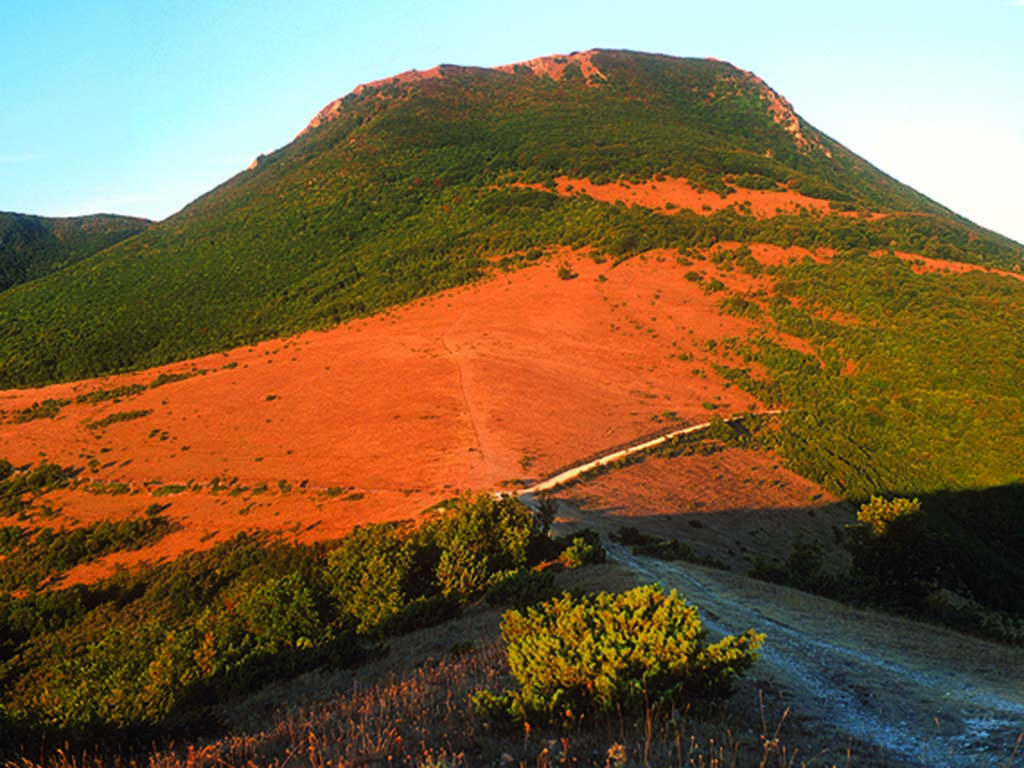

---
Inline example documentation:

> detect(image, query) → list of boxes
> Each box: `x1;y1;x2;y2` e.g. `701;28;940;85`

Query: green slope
1;50;1020;388
0;212;150;294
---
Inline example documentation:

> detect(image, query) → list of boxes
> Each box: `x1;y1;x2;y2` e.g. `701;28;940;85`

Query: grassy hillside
0;211;150;293
1;50;1020;388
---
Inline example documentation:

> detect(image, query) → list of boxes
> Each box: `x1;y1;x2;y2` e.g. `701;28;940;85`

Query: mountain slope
0;49;1020;388
0;211;150;293
1;51;1023;757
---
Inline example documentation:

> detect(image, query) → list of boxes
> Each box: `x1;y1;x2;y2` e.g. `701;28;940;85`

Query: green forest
0;211;149;294
0;491;615;755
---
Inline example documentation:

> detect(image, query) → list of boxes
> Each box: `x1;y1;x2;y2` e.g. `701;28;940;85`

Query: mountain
0;49;1020;389
1;49;1023;760
0;211;150;293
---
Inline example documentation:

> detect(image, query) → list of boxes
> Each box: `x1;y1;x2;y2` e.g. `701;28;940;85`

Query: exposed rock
493;49;608;84
299;51;608;138
733;66;832;158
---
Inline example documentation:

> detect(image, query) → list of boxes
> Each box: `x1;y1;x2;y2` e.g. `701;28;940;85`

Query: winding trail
441;330;487;463
513;419;1024;767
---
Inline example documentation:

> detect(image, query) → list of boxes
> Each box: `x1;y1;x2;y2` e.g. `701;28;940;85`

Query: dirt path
605;542;1024;766
516;427;1024;766
518;412;780;498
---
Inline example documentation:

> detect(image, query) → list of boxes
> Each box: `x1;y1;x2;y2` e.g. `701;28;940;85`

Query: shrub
845;496;938;608
750;534;832;593
475;585;764;724
856;495;921;536
378;595;461;636
611;526;727;570
558;529;606;568
485;569;560;609
85;409;153;430
13;399;70;423
430;494;535;598
326;521;415;633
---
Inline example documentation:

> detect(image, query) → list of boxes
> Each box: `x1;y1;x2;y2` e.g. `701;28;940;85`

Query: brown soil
543;175;833;218
554;446;855;575
1;246;823;585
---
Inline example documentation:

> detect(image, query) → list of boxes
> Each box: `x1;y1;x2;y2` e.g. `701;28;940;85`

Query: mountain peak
297;50;827;158
493;49;609;83
298;50;611;138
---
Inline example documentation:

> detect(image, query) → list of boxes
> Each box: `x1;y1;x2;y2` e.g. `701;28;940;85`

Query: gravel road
606;542;1024;767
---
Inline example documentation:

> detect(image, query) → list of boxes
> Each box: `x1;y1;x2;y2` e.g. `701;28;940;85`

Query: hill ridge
1;48;1021;391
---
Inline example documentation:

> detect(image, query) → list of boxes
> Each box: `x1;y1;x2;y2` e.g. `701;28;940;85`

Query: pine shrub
475;584;764;724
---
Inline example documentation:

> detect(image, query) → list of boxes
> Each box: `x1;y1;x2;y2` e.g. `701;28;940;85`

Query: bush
749;534;832;593
431;494;535;597
485;569;561;609
558;529;606;568
845;496;938;609
326;521;415;633
475;585;764;724
378;595;461;636
611;526;727;570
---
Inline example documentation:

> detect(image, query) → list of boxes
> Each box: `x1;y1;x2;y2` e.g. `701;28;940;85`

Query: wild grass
11;637;866;768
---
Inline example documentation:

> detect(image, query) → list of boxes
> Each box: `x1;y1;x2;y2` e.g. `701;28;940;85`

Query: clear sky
2;0;1022;244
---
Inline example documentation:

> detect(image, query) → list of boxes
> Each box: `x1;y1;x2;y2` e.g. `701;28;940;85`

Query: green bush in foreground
475;585;764;724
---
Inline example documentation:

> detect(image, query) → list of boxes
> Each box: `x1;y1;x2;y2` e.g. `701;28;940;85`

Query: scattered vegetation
0;460;71;517
85;409;153;430
612;526;727;570
0;514;179;591
76;383;147;404
0;492;597;756
10;398;71;423
558;528;606;569
750;489;1024;644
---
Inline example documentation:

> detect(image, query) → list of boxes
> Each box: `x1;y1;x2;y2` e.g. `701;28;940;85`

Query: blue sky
2;0;1022;243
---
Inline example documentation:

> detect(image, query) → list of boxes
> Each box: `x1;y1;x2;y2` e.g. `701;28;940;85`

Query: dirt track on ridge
566;526;1024;766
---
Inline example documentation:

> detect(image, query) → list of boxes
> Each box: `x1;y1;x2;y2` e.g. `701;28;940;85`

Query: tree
326;521;415;633
847;496;937;608
431;494;535;597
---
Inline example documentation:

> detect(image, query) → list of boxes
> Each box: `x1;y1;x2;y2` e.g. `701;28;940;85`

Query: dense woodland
0;490;609;756
0;212;149;293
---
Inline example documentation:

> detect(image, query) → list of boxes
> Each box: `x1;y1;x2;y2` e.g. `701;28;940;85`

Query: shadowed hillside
0;211;150;293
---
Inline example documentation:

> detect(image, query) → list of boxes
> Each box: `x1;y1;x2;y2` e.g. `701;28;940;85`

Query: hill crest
2;48;1022;392
298;49;828;158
